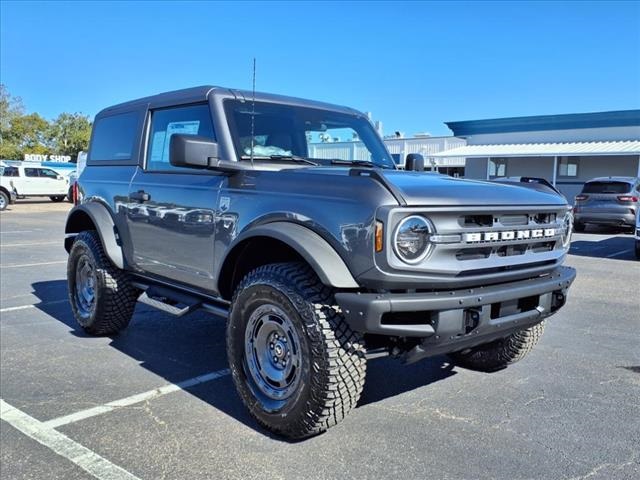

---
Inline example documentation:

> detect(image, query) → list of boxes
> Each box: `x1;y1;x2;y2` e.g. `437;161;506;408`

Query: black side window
146;104;215;171
89;111;140;162
24;168;39;177
2;167;19;177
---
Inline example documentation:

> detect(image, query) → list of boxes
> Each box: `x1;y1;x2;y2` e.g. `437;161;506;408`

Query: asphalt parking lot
1;200;639;480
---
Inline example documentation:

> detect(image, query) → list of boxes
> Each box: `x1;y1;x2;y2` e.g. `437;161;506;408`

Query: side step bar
133;283;229;318
138;292;201;317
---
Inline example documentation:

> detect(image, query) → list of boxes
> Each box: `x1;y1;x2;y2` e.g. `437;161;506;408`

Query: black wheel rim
75;255;96;318
243;303;302;412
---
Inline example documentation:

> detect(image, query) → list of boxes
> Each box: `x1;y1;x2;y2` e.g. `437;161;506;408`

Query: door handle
130;190;150;202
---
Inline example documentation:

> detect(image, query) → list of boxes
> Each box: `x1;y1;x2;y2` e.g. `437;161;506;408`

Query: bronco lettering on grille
464;228;557;243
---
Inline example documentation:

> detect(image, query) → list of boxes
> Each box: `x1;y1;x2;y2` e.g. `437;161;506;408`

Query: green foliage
0;84;92;160
49;113;92;156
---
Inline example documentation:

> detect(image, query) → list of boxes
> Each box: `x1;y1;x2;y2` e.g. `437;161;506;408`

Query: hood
296;167;566;207
379;171;567;206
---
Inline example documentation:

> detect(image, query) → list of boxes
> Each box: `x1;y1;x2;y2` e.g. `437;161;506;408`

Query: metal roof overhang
431;140;640;158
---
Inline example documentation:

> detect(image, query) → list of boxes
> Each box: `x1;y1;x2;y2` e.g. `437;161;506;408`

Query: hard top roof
96;85;361;118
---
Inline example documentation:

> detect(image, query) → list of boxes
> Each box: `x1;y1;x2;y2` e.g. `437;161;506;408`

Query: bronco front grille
384;205;569;278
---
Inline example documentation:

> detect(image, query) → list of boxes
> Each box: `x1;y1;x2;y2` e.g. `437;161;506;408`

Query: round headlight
561;211;573;248
393;215;433;264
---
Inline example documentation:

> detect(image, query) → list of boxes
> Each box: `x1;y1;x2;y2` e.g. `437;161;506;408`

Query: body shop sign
24;154;72;162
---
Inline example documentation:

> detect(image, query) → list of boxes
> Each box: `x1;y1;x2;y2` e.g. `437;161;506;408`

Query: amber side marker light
375;221;384;252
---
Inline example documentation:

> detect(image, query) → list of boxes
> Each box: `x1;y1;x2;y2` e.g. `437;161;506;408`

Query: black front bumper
336;266;576;360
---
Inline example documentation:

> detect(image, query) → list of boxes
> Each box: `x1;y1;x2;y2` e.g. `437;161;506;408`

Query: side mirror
56;175;64;180
170;134;248;174
405;153;425;172
170;134;219;168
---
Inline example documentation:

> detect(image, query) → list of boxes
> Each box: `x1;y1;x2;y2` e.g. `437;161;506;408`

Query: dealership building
431;109;640;202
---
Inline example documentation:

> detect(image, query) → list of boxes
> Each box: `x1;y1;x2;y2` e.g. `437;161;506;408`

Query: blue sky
1;0;639;136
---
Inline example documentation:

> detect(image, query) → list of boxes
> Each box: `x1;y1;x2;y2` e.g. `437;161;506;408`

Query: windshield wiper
329;159;392;169
240;155;318;166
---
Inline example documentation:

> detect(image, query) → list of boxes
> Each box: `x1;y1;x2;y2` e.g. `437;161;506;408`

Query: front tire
0;191;8;211
227;262;366;439
449;322;546;372
573;221;585;232
67;231;140;335
635;240;640;260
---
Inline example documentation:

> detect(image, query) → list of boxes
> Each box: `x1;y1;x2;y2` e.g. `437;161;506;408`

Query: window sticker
150;120;201;164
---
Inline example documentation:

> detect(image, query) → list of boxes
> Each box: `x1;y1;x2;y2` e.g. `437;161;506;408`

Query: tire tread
450;322;545;372
228;262;366;438
67;230;139;335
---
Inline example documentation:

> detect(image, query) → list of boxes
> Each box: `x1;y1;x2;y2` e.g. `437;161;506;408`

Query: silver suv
574;177;640;232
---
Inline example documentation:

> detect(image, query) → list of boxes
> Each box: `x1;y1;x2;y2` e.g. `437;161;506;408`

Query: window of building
488;158;507;177
146;104;215;171
557;156;579;177
89;111;140;162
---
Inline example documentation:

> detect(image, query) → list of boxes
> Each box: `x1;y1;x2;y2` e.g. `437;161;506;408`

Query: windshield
224;99;395;168
582;181;632;194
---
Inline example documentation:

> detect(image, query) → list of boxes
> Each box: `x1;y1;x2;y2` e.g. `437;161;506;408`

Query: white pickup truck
0;166;18;210
0;163;70;205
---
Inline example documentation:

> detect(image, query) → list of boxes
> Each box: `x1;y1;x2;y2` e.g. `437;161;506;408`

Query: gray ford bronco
65;86;576;438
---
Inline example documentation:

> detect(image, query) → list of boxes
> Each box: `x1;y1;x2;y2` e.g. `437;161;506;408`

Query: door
125;103;224;291
37;168;67;195
23;168;43;194
1;166;23;194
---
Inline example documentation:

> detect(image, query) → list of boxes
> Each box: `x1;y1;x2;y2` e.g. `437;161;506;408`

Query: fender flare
65;203;124;269
220;222;359;289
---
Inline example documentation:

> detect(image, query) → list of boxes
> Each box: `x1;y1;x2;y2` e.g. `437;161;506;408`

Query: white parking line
0;399;140;480
0;230;37;235
1;241;60;247
606;249;632;258
0;260;66;268
43;369;230;429
0;299;68;313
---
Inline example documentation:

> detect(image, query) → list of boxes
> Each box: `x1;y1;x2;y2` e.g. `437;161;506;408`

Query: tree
48;113;92;156
0;84;92;160
12;113;50;154
0;84;26;159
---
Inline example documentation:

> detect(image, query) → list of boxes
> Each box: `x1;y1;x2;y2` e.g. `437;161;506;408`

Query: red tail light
617;195;638;203
575;194;588;202
72;182;79;205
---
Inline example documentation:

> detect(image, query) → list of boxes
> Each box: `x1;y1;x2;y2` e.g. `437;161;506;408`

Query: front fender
64;203;124;269
220;222;359;290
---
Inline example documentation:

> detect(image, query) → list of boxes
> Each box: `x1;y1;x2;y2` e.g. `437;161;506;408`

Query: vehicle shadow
30;279;457;441
569;236;636;260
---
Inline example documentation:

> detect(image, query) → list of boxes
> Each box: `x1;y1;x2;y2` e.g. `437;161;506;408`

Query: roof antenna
250;57;256;169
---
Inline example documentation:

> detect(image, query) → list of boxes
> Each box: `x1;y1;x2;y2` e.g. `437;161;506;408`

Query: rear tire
227;262;366;439
573;221;585;232
67;230;140;335
0;191;8;211
635;240;640;260
449;322;546;372
50;195;65;202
